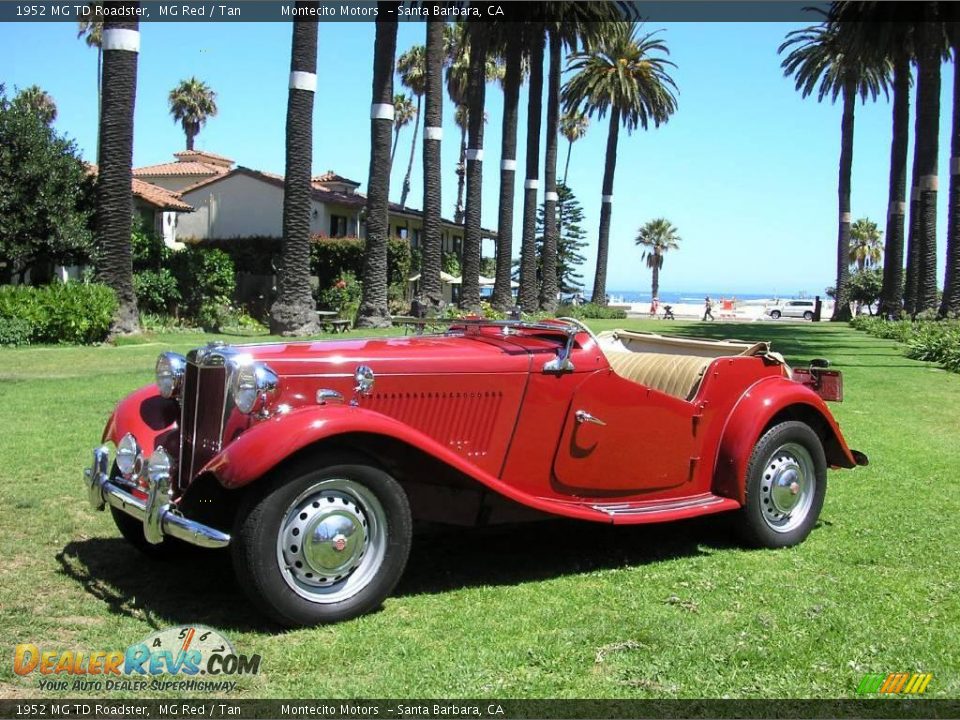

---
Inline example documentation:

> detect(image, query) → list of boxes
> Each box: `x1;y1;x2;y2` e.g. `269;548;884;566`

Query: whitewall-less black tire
736;421;827;549
231;453;412;627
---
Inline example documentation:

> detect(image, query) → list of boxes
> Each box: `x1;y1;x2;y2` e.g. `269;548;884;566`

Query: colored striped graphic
857;672;933;695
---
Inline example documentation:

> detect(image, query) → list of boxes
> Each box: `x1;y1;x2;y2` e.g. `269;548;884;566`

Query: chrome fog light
147;446;173;483
231;362;279;415
156;352;187;399
116;432;140;478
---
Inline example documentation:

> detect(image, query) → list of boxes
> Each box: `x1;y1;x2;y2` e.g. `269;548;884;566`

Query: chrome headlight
231;362;278;415
155;352;187;399
147;446;173;483
116;432;140;478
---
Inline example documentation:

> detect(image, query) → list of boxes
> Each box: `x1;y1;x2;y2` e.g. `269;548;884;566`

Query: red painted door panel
552;371;697;495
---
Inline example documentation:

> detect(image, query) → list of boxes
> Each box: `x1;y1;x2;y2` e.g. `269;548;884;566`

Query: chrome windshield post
543;332;576;374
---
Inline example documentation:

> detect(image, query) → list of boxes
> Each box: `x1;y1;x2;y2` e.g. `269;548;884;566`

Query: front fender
199;405;605;522
712;376;863;503
101;384;179;456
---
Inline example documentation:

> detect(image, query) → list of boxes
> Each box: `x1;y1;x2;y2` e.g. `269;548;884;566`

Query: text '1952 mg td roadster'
83;319;867;626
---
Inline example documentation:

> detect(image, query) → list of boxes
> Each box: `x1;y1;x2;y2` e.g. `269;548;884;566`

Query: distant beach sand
611;298;836;322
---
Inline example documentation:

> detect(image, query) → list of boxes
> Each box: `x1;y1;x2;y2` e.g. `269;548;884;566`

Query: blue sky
2;19;954;296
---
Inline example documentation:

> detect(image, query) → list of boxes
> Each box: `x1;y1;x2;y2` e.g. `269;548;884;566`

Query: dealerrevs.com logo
13;625;260;693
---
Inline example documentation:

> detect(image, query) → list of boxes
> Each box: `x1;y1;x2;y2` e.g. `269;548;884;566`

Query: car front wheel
770;310;782;319
735;421;827;549
231;453;412;627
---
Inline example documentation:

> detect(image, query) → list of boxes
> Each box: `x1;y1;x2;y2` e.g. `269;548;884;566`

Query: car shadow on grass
394;514;739;598
56;515;741;628
55;539;267;632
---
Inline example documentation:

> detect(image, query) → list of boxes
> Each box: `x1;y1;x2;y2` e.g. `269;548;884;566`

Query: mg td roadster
83;319;867;627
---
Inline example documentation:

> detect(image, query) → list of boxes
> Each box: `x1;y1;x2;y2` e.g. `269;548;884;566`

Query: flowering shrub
318;271;361;322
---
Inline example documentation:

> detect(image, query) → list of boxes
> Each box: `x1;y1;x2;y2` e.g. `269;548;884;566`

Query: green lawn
1;320;958;699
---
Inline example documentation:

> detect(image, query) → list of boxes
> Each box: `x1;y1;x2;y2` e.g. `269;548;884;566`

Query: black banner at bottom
2;699;960;720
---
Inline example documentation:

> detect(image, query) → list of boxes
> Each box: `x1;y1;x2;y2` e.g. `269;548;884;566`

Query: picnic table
393;315;441;335
315;310;351;334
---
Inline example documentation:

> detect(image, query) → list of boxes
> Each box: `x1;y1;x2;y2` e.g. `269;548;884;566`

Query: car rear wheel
231;453;412;627
770;310;782;319
803;311;814;321
735;421;827;549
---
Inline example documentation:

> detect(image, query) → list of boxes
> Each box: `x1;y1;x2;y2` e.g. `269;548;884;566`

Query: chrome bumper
84;445;230;549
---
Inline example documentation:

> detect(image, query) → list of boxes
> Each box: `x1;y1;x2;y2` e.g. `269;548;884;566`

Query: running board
589;493;740;525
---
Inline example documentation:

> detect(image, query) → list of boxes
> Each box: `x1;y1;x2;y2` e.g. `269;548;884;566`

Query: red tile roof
133;160;229;177
132;179;194;211
313;171;361;186
173;150;235;166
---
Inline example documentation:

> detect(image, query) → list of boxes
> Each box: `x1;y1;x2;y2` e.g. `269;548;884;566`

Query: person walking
702;295;715;321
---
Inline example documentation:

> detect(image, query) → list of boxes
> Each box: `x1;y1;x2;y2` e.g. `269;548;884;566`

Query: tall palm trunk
904;86;922;316
95;13;140;335
831;83;855;321
399;94;420;207
563;139;574;185
460;22;489;311
95;45;102;165
916;15;941;313
881;55;910;318
270;8;321;335
651;258;660;300
591;108;621;305
539;30;561;312
357;3;397;328
518;31;545;313
940;34;960;317
420;12;444;308
454;110;467;224
391;123;401;164
492;32;522;311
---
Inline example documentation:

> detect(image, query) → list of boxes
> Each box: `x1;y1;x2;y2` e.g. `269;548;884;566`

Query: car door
551;370;698;495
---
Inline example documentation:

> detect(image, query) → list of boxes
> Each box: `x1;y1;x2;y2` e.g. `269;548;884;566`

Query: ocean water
597;290;821;304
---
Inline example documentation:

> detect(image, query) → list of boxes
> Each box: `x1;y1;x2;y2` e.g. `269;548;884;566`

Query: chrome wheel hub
277;479;387;603
758;443;815;533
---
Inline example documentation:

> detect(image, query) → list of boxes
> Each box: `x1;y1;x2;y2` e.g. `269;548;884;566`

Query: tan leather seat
604;350;712;401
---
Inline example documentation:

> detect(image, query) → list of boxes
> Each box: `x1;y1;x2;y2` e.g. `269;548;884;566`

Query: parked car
767;300;816;320
83;320;866;627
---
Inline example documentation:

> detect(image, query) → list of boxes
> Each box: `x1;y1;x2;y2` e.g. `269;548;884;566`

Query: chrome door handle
575;410;606;426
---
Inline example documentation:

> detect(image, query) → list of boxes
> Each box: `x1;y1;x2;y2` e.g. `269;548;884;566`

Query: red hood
224;332;553;376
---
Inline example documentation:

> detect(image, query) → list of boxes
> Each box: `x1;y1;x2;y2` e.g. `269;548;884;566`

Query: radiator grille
178;362;227;488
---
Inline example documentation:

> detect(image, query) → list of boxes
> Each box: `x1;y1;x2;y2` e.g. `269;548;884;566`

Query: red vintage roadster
83;319;866;626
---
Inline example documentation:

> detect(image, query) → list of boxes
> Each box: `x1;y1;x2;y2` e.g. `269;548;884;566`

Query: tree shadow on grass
57;515;740;628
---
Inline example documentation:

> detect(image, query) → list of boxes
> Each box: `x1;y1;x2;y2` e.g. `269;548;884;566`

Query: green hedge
850;315;960;373
556;302;627;320
0;282;117;346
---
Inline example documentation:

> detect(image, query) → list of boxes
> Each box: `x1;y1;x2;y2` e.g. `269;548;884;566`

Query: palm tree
419;12;444;309
913;5;944;314
779;22;889;321
95;12;140;334
849;217;883;270
168;77;217;151
460;21;491;311
518;30;545;313
563;22;678;306
270;5;321;335
77;8;103;163
396;44;425;208
391;92;415;164
635;218;681;300
539;29;563;312
941;21;960;318
445;22;502;225
15;85;57;124
560;110;589;185
492;28;524;311
357;3;397;328
828;3;913;318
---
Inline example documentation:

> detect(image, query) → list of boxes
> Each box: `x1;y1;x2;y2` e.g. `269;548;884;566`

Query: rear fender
712;376;862;504
200;405;604;522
